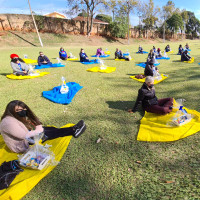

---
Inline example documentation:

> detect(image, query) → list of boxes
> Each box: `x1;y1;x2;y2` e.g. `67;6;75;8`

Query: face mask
40;54;44;57
13;58;18;62
149;84;154;89
61;49;64;51
16;110;27;117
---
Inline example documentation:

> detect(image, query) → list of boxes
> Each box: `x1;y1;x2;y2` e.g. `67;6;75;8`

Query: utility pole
27;0;43;47
163;16;166;43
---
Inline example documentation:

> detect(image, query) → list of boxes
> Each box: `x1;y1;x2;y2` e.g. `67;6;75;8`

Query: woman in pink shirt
0;100;86;153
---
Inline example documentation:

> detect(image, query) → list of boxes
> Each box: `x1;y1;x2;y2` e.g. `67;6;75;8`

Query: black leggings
43;126;75;140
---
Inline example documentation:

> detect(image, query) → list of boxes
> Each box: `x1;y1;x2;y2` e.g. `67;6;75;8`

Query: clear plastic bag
167;99;192;127
28;65;40;76
99;59;107;70
18;134;58;170
60;76;69;94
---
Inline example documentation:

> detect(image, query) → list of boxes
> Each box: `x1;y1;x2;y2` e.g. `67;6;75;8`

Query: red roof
73;16;109;25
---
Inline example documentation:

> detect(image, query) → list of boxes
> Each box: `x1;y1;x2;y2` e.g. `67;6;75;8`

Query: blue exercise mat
136;51;148;54
136;63;160;68
81;59;100;65
123;53;130;56
35;63;65;69
91;55;110;58
42;82;83;105
156;57;170;60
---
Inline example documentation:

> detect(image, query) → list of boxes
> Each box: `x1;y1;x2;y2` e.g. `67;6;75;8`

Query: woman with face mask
79;48;90;62
128;76;173;115
0;100;86;153
59;47;68;60
10;54;30;76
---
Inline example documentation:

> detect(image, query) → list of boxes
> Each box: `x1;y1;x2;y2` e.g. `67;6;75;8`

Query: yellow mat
67;58;79;61
23;58;37;64
86;66;116;73
0;124;73;200
130;74;168;85
115;58;133;61
137;101;200;142
104;51;110;55
165;51;174;54
6;72;49;80
183;57;194;63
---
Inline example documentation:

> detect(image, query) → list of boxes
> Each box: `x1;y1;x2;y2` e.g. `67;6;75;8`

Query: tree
103;0;119;21
141;0;160;39
162;1;176;42
95;14;112;23
166;13;183;36
119;0;138;44
66;0;105;36
78;10;88;17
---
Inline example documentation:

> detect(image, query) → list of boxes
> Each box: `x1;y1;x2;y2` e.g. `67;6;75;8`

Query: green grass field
0;34;199;200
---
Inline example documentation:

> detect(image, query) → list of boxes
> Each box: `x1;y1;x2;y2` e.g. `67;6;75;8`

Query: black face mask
13;58;18;63
149;84;154;89
16;110;27;117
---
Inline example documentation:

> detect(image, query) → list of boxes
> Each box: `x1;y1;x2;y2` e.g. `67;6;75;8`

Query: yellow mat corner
0;124;73;200
137;101;200;142
67;58;79;61
6;72;49;80
104;51;110;55
115;58;133;61
183;57;194;63
23;58;37;64
86;66;116;73
130;74;168;85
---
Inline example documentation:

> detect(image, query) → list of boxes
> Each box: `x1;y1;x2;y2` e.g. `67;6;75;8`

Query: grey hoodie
10;61;30;75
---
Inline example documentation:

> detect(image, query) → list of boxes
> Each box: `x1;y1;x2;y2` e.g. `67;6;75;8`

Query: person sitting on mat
165;45;171;52
153;46;157;53
156;48;162;58
178;45;184;55
115;48;130;61
135;62;158;79
147;49;156;63
181;50;191;62
138;45;143;53
0;100;86;153
96;48;105;57
185;43;190;50
38;52;52;66
10;54;30;76
128;76;173;115
59;47;68;60
80;48;90;62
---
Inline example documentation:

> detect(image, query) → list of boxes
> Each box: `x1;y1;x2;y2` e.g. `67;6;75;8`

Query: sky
0;0;200;26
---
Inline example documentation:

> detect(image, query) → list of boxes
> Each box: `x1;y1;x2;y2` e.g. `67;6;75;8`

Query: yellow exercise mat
0;124;73;200
23;58;37;64
137;101;200;142
86;66;116;73
67;58;79;61
6;72;49;80
166;51;174;54
104;51;110;55
183;57;194;63
130;74;168;85
115;58;133;61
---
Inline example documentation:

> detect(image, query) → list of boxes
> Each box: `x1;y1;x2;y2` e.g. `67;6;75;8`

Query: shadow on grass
8;31;37;47
0;73;10;76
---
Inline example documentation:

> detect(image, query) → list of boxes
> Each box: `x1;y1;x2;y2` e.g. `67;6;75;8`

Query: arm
132;89;145;112
38;56;42;66
0;119;43;140
44;55;50;63
10;62;22;73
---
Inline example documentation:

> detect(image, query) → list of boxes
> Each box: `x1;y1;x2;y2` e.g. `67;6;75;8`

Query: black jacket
181;52;191;61
147;53;155;63
132;83;158;112
144;64;158;77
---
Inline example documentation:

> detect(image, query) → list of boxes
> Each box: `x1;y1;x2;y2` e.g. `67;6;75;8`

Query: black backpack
0;160;23;190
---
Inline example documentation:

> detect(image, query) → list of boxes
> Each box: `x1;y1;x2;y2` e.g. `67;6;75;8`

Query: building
72;16;109;25
44;12;67;19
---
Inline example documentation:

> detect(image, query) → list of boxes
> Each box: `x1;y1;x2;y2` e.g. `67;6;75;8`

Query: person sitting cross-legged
181;50;191;62
80;48;90;62
38;52;52;66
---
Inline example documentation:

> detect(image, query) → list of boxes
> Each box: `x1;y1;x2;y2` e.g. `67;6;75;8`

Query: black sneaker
41;134;49;143
74;120;86;138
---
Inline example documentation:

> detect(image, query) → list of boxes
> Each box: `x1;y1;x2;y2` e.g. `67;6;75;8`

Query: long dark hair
1;100;42;129
11;58;25;63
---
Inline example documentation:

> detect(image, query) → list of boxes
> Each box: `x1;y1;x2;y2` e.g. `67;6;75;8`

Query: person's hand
35;125;44;133
23;71;28;74
128;109;134;113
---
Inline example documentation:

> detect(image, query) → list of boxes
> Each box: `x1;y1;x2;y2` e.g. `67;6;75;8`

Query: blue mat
81;59;100;65
136;63;160;68
42;82;83;105
123;53;130;56
35;63;65;69
156;57;170;60
136;51;148;54
91;55;110;58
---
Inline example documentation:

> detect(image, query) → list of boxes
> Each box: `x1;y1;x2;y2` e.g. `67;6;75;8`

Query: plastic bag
167;99;192;127
28;65;40;76
60;76;69;94
153;66;162;81
99;59;107;70
18;134;58;170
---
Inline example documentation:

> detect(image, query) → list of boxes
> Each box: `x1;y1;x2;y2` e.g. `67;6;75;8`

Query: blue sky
0;0;200;26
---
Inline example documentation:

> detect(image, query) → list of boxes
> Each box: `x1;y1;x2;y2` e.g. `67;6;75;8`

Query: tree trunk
88;13;94;36
87;7;89;36
127;9;130;45
163;21;165;43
